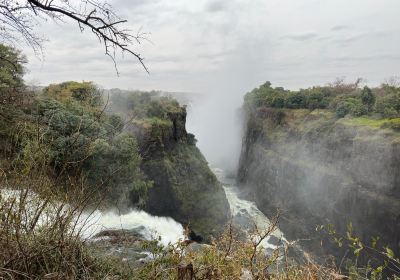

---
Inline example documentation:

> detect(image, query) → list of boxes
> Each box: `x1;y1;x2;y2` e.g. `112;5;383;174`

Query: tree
361;86;375;112
0;44;26;104
0;0;148;73
43;81;103;106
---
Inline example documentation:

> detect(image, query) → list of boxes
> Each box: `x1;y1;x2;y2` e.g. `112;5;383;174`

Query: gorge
1;54;400;277
109;81;400;269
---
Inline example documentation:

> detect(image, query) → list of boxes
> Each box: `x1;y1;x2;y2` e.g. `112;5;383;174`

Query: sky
19;0;400;170
23;0;400;93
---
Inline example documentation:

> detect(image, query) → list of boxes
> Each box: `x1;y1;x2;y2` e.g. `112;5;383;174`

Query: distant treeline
244;79;400;119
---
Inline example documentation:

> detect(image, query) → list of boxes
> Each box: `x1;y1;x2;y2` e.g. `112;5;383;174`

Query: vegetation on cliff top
244;79;400;131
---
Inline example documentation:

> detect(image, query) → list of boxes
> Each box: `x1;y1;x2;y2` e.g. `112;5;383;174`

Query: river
86;167;287;252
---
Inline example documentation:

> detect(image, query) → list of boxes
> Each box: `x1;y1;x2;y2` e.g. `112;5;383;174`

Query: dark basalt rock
127;106;230;242
238;108;400;261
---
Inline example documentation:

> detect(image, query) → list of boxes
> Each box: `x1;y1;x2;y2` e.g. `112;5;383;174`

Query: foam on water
0;188;184;247
213;167;287;250
82;210;185;246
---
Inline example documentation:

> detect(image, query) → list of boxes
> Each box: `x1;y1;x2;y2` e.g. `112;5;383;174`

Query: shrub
86;134;150;207
244;81;400;121
43;81;103;107
305;89;330;109
285;92;306;109
360;86;376;112
317;222;400;279
350;101;368;117
375;93;400;118
336;101;354;118
383;107;398;119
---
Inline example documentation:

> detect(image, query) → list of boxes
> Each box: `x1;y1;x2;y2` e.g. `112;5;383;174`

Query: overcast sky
22;0;400;94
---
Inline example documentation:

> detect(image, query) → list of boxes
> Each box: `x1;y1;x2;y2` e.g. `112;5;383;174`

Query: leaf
334;237;343;248
385;247;394;258
374;265;383;274
371;236;378;248
347;222;353;234
354;247;363;257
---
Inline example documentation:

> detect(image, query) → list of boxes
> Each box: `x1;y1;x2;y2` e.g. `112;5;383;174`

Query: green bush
360;86;375;112
271;94;285;108
244;81;399;120
86;133;151;207
383;107;398;119
336;101;354;118
305;89;330;109
349;99;368;117
43;81;103;107
285;92;306;109
375;93;400;118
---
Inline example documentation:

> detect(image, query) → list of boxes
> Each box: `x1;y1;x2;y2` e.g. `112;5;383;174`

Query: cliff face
127;108;230;241
238;108;400;256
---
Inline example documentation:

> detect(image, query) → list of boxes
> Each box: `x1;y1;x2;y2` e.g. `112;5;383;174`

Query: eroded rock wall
127;108;230;241
238;108;400;256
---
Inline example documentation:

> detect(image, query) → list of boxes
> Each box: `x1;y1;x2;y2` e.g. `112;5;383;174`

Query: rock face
127;108;230;241
238;108;400;257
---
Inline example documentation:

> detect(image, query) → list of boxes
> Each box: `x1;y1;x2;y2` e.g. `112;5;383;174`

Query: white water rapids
213;167;287;250
1;168;286;250
82;210;185;246
83;167;286;249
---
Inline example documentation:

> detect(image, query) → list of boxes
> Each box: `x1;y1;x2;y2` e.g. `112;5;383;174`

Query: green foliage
335;98;367;118
342;116;400;131
245;80;399;121
43;81;103;107
86;133;151;207
306;90;329;109
360;86;376;112
33;97;105;168
335;101;353;118
317;222;400;279
375;90;400;118
110;91;183;120
0;74;151;208
285;92;306;109
28;95;151;207
0;44;26;105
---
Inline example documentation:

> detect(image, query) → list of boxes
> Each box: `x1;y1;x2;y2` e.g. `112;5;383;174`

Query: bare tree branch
0;0;149;73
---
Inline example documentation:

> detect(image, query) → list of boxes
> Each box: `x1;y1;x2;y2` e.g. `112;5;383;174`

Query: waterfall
213;167;288;250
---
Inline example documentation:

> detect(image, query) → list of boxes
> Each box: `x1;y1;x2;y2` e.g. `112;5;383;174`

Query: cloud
282;32;319;41
335;53;400;63
197;50;233;60
332;30;388;44
204;0;230;13
330;25;350;32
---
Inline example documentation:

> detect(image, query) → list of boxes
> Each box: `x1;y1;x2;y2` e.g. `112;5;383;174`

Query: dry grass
0;169;133;279
134;215;345;280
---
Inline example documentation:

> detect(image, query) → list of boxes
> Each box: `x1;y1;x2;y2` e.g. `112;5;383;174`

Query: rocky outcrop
127;107;230;241
238;108;400;258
